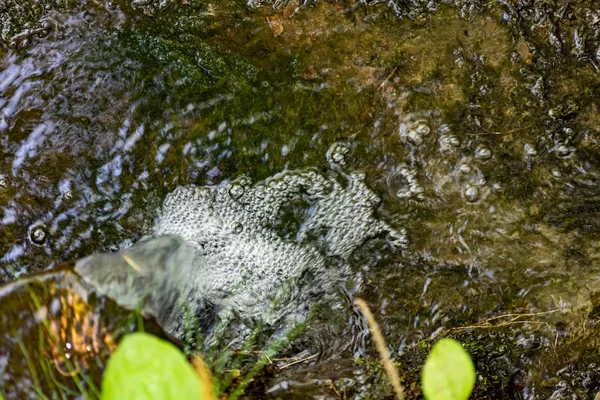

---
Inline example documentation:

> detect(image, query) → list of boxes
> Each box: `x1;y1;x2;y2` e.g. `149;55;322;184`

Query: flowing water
2;0;600;398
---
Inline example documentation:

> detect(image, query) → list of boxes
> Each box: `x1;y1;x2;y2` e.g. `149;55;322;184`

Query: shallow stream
2;0;600;398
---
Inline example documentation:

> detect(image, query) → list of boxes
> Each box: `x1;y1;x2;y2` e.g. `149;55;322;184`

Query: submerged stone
0;267;164;399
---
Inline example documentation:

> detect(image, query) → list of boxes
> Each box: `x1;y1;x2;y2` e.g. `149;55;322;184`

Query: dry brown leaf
516;35;533;65
267;16;284;37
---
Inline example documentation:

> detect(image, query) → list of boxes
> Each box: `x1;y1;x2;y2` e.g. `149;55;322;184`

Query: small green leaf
422;338;475;400
102;333;206;400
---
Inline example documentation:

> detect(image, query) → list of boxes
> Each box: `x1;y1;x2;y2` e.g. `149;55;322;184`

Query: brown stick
354;298;405;400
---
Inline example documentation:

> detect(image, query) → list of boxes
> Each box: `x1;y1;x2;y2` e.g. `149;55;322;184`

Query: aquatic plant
421;339;475;400
102;328;476;399
102;333;210;400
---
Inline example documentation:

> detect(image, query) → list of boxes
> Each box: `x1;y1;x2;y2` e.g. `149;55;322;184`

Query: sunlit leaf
102;333;207;400
422;338;475;400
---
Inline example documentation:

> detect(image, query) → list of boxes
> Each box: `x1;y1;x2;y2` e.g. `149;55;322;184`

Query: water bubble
463;186;480;203
30;225;49;245
63;190;74;200
0;176;8;189
240;266;253;279
232;222;243;233
229;184;245;200
552;169;562;178
475;146;492;161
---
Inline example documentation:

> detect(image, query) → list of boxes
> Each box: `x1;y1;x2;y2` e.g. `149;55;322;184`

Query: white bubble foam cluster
78;144;405;341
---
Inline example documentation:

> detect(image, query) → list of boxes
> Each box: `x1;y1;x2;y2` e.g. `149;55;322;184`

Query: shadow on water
2;0;600;398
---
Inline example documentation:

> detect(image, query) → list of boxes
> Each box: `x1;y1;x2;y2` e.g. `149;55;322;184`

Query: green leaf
422;338;476;400
102;333;206;400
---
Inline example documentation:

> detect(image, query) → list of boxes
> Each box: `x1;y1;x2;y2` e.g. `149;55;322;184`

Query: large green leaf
421;338;476;400
102;333;206;400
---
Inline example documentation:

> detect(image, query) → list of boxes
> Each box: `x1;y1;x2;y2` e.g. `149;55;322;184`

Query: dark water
2;0;600;398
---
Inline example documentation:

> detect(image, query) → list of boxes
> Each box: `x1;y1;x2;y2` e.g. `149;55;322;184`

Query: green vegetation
100;331;476;400
421;339;475;400
102;333;208;400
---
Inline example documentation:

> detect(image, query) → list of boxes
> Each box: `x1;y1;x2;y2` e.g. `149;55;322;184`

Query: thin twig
448;310;559;332
330;380;342;399
468;124;533;136
123;254;146;275
278;353;318;370
354;298;405;400
379;67;398;90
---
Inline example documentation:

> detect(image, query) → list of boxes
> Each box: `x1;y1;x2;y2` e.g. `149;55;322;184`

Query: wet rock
0;268;165;399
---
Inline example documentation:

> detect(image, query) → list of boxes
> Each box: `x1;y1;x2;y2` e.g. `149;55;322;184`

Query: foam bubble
77;144;404;342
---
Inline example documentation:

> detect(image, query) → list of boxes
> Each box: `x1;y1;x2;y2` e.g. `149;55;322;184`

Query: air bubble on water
131;144;405;339
29;225;49;245
552;169;562;178
232;222;243;233
0;175;8;189
229;184;245;200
